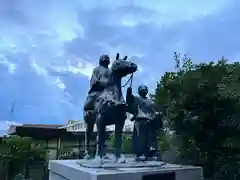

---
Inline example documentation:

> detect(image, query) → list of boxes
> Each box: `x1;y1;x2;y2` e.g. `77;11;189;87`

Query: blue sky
0;0;238;128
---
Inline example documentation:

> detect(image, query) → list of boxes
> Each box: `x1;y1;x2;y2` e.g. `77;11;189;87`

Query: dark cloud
66;1;240;80
0;0;239;124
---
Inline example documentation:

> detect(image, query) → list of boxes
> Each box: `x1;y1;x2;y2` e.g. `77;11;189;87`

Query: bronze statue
126;85;163;161
83;53;137;164
83;54;111;160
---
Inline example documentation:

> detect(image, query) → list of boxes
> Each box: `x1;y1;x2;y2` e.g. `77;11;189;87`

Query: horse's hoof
103;154;111;160
115;155;126;164
146;156;157;161
135;157;141;161
84;154;93;160
94;156;104;165
115;158;126;164
135;155;147;161
156;156;162;161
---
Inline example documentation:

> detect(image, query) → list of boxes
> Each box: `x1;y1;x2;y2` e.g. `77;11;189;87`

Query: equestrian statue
83;53;137;163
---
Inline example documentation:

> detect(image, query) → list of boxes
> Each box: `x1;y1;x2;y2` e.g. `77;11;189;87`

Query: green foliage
0;135;47;163
58;147;78;159
157;131;171;153
154;53;240;179
0;135;47;179
13;173;30;180
108;133;132;153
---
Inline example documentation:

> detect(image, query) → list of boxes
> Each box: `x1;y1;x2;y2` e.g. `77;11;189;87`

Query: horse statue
84;53;137;164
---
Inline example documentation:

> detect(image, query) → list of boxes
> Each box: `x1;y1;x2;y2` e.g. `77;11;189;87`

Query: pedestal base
49;159;203;180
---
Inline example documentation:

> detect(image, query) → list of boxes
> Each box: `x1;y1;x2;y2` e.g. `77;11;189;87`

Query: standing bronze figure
126;85;163;161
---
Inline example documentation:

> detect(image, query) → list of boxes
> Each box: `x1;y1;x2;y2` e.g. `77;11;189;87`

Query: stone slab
49;159;203;180
76;154;165;168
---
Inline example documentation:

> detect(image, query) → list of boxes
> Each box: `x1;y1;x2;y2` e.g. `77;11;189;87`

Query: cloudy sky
0;0;238;128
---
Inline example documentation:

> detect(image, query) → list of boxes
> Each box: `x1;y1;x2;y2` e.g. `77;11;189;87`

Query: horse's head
111;53;137;77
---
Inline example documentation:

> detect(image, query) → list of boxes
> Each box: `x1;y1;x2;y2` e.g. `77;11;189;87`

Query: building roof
7;123;65;138
0;130;6;137
20;124;63;129
7;123;82;140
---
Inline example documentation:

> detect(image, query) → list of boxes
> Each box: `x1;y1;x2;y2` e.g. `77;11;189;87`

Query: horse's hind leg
84;110;95;160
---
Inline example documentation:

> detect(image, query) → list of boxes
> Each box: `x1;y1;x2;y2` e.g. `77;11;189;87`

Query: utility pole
10;101;15;122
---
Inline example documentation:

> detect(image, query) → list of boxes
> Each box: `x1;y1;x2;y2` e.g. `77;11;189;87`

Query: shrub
154;53;240;179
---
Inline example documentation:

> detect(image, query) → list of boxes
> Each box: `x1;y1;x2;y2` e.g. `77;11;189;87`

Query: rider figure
83;54;111;158
84;54;111;111
126;85;163;160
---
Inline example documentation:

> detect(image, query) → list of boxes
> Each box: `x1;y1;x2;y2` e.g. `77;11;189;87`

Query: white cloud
0;0;237;123
0;56;17;74
0;121;9;131
70;61;95;78
50;58;95;79
31;60;48;76
0;121;22;136
8;63;16;74
55;77;66;90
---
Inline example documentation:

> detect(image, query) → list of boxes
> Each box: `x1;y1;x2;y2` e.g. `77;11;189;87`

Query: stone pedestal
49;159;203;180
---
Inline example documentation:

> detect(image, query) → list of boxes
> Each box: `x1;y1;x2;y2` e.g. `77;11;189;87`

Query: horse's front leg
114;116;125;163
84;110;95;160
95;114;106;163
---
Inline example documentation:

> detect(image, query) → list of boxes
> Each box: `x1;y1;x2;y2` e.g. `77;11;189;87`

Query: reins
122;73;134;88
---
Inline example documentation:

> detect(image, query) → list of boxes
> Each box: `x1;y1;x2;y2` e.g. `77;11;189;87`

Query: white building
1;121;23;137
59;113;134;132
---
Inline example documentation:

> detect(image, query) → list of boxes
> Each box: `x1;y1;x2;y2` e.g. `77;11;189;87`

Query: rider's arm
91;68;109;89
98;73;109;88
90;68;100;88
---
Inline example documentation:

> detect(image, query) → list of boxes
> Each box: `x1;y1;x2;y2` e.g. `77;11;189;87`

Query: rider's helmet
138;84;148;97
99;54;110;68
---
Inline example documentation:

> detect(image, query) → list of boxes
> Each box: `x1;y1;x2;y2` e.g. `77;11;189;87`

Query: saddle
96;91;126;110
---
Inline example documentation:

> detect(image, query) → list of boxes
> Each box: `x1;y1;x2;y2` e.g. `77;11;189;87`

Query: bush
154;53;240;179
0;135;47;179
58;147;78;159
108;133;132;154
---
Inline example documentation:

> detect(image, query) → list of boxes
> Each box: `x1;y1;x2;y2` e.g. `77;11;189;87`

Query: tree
108;133;132;154
0;135;47;179
154;53;240;179
58;146;78;160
